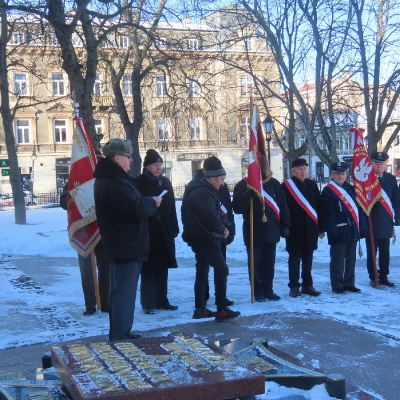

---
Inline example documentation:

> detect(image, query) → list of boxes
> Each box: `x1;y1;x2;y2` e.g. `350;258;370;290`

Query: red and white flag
67;118;100;257
246;105;273;220
351;127;381;215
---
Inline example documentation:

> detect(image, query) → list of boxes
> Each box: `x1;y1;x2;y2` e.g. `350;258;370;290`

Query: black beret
291;158;309;169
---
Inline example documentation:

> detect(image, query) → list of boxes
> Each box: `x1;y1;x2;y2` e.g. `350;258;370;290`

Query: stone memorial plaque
51;335;265;400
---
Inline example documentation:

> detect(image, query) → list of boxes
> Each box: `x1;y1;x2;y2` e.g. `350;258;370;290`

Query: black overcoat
282;177;325;253
369;172;400;238
232;178;291;246
133;173;179;268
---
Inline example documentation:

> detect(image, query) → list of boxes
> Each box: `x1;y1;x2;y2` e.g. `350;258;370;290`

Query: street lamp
263;116;274;165
31;142;37;198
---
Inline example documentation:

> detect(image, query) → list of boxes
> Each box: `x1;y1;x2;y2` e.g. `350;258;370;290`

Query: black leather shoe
142;308;156;314
126;332;142;340
83;308;96;316
301;286;321;296
370;280;378;288
379;278;396;287
289;288;302;298
226;299;235;306
332;288;345;294
344;286;361;293
156;304;178;311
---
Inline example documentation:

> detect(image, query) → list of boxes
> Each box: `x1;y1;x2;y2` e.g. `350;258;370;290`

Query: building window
156;75;168;97
49;33;59;46
14;73;29;96
54;119;67;143
121;35;131;48
244;36;253;51
94;119;104;141
94;74;102;95
188;76;201;97
15;119;30;144
157;118;170;140
188;38;198;50
52;72;65;96
190;117;202;140
12;32;24;45
122;74;132;96
240;75;257;97
156;37;166;49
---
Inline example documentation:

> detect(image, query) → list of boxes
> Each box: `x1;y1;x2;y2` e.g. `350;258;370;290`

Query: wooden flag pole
249;197;255;303
368;215;379;288
90;250;102;316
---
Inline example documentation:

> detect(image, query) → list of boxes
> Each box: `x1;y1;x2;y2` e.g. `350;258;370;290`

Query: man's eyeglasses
119;154;132;160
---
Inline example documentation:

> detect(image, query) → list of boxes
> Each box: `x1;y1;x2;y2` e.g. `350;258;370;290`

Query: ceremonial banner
247;105;272;221
351;127;381;215
67;118;100;257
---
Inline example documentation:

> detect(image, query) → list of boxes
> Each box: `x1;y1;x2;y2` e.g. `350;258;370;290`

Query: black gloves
226;234;235;245
280;228;290;238
243;189;254;200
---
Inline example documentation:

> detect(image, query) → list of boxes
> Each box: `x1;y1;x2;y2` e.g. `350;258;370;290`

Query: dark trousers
205;243;227;302
366;237;390;280
140;262;169;309
288;250;314;289
247;242;277;296
109;261;141;341
77;240;110;310
191;240;229;311
330;241;356;290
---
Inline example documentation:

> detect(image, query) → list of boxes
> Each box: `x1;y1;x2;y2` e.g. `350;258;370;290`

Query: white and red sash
283;179;318;225
379;189;395;222
327;181;359;231
262;189;280;221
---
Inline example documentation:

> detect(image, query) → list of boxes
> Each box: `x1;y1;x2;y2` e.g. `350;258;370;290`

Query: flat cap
371;152;389;162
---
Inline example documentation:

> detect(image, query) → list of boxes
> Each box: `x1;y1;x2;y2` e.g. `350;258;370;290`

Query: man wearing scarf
133;149;179;314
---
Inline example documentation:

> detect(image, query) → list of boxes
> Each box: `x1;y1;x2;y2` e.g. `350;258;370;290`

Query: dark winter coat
369;171;400;238
193;169;235;244
282;177;325;253
181;178;229;245
93;158;158;263
232;178;291;246
133;172;179;268
321;181;367;245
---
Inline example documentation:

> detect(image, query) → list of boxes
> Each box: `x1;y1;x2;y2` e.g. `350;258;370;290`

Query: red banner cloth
67;118;100;257
351;127;381;215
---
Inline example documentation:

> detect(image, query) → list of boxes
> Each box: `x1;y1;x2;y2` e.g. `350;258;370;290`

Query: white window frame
240;75;258;97
52;72;65;96
12;32;25;45
188;76;201;97
244;36;253;51
189;117;202;140
157;118;170;140
14;72;29;96
53;119;68;143
156;75;168;97
122;74;132;96
94;74;102;96
188;38;198;50
15;119;31;144
121;35;131;48
240;116;250;137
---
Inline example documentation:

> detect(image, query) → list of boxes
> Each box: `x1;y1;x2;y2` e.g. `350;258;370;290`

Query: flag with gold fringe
351;127;381;215
67;118;100;257
246;105;273;221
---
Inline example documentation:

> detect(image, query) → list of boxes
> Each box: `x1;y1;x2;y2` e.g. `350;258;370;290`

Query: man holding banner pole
366;152;400;287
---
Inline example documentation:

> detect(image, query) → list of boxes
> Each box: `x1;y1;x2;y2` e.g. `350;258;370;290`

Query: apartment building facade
0;9;281;195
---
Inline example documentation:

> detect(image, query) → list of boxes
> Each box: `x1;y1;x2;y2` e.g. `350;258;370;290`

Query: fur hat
291;158;308;169
143;149;163;166
371;152;389;162
203;156;226;177
330;161;349;172
102;139;132;157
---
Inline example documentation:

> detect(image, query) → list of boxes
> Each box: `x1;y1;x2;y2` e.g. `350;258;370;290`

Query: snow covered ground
1;203;400;399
